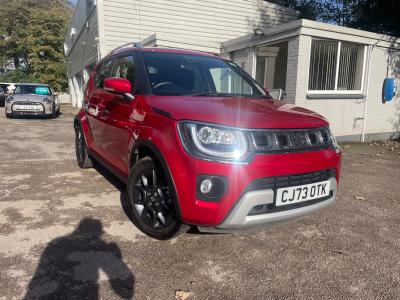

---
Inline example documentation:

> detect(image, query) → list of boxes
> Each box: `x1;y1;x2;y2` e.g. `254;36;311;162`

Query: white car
5;83;60;118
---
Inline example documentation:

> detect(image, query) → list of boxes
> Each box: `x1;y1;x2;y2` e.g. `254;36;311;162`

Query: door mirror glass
104;78;133;94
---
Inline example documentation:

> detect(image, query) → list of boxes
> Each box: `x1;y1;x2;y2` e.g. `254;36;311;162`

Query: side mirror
104;78;134;100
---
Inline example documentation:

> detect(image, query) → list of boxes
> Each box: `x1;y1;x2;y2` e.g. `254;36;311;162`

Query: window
95;60;113;88
142;52;267;97
14;85;51;95
111;55;135;90
308;40;365;92
209;66;253;95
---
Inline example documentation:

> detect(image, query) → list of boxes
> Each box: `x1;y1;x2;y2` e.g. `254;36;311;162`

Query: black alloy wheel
127;157;188;240
75;125;93;169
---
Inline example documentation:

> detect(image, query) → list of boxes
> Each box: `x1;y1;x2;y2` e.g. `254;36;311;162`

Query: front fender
74;109;94;148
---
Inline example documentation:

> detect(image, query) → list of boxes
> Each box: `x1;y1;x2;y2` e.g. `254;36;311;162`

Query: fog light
200;178;213;194
197;175;228;202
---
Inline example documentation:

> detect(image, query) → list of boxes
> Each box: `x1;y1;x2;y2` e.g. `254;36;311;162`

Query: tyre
50;103;57;119
75;125;93;169
127;156;189;240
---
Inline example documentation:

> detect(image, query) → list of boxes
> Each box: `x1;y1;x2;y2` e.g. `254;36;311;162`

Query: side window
95;60;114;89
111;55;135;91
209;67;253;95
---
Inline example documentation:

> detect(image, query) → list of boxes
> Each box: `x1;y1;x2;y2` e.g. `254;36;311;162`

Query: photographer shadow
23;218;134;299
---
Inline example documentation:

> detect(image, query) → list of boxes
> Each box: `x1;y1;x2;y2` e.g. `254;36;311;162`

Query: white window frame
307;39;367;95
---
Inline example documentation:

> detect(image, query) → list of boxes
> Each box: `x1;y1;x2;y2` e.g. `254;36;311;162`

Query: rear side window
95;60;114;88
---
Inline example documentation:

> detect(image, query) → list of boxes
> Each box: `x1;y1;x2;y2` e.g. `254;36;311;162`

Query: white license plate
276;180;331;206
14;105;42;111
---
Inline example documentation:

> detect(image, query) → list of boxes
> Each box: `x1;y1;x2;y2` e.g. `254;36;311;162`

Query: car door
86;59;114;157
98;54;138;175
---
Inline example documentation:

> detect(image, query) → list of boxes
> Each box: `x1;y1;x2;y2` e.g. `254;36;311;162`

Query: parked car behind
0;83;13;107
0;87;6;107
5;83;60;118
74;45;342;240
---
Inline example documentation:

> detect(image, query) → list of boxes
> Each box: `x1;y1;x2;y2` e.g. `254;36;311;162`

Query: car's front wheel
75;124;93;169
127;156;189;240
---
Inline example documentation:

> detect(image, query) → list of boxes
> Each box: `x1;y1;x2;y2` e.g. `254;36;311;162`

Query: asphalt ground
0;105;399;299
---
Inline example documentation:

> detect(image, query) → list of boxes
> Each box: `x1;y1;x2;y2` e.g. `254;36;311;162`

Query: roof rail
110;42;144;54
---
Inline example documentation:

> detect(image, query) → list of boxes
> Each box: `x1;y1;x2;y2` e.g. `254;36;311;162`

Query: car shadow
23;218;135;299
92;162;134;223
6;114;61;120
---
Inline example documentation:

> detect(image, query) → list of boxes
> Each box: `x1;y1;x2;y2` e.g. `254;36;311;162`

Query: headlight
178;121;340;163
328;128;341;153
178;122;249;162
6;96;14;103
43;97;51;103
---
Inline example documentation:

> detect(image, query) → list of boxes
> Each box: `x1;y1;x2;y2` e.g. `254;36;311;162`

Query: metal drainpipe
361;36;384;142
361;45;373;142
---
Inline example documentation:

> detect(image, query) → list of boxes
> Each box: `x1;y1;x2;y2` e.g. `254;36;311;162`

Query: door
98;54;137;175
86;59;114;157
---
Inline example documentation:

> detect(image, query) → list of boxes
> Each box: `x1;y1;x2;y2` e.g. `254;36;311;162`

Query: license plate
276;180;331;207
14;105;42;111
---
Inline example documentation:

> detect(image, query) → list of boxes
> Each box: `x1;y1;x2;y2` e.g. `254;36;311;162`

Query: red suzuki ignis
74;45;341;240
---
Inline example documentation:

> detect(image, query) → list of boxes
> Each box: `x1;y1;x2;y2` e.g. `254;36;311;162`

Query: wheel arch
130;140;182;220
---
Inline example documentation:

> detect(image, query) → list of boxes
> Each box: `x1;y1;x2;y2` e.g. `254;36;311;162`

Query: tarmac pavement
0;105;399;299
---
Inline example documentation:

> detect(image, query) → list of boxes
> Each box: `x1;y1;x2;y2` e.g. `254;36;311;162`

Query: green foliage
0;70;35;83
268;0;321;20
268;0;400;36
0;0;72;91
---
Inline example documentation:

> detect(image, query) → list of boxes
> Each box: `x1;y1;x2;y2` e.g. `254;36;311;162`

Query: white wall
67;9;99;77
101;0;298;54
293;34;400;140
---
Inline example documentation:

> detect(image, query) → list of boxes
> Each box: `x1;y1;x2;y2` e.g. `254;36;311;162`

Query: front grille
246;169;335;192
251;127;332;152
14;101;41;105
246;168;335;215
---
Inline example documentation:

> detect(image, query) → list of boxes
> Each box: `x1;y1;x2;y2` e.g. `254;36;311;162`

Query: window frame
307;38;367;95
94;59;114;89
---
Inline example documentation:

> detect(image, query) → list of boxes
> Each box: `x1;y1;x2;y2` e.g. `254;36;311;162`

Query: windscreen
14;85;51;95
142;52;270;98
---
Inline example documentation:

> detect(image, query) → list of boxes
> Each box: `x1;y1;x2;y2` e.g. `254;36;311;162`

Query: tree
268;0;400;36
352;0;400;36
0;0;72;91
268;0;322;20
319;0;360;26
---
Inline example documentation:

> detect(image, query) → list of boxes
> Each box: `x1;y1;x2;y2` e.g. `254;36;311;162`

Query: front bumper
166;143;341;227
5;101;54;116
198;177;337;232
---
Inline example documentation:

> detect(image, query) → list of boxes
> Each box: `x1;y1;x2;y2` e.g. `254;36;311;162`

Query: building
223;19;400;141
65;0;400;141
64;0;298;108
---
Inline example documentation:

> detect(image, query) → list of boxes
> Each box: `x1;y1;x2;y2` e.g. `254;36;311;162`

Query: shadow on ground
23;218;135;300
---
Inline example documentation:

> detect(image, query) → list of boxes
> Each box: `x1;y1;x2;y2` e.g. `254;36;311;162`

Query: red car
74;45;342;240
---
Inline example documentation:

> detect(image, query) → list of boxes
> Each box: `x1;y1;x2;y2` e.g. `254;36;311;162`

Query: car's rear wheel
75;125;93;168
127;156;189;240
